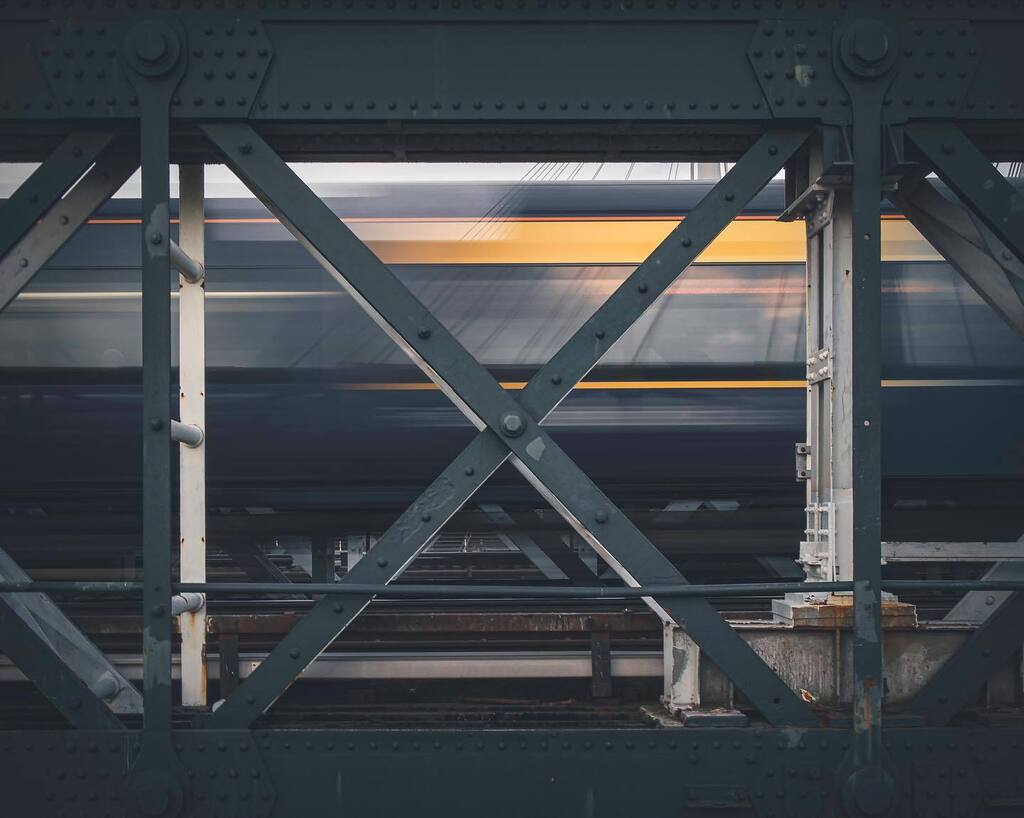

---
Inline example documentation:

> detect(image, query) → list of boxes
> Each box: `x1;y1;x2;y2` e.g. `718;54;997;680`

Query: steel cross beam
0;150;138;313
892;174;1024;336
907;123;1024;268
0;546;140;720
0;131;113;263
199;123;815;728
0;595;126;730
908;592;1024;726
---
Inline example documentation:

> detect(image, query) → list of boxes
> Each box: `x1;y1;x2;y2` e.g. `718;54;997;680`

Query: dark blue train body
1;179;1022;545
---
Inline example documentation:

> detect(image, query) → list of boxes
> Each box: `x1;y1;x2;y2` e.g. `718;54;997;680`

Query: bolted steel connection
499;412;526;437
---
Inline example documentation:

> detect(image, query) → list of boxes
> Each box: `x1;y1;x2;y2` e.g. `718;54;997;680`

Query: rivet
417;326;431;339
377;556;389;567
289;648;300;659
595;510;608;524
149;232;163;245
464;465;475;476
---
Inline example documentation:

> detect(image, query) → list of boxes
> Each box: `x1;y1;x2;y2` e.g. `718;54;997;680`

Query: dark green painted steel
834;20;890;798
0;5;1023;816
121;20;193;817
199;122;814;729
0;5;1020;164
0;150;138;313
0;131;113;261
908;122;1024;266
909;592;1024;726
893;175;1024;336
130;32;179;739
0;728;1022;818
0;597;124;730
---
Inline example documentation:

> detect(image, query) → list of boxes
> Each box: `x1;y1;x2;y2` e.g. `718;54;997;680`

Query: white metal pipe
171;592;206;616
170;419;204;448
169;238;205;284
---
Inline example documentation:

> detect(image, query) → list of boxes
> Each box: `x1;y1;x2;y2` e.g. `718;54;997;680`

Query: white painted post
178;164;207;707
662;623;700;712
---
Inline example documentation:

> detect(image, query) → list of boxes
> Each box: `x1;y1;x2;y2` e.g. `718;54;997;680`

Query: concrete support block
773;593;918;629
662;624;748;725
663;622;1018;714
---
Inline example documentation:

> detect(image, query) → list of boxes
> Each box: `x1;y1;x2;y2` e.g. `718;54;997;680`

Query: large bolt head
139;784;170;816
500;412;525;437
123;20;181;77
842;767;897;817
840;19;896;77
132;21;169;64
853;25;889;64
129;768;182;817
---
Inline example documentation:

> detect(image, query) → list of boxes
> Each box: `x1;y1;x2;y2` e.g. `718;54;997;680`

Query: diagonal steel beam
479;504;583;582
0;131;115;266
906;122;1024;269
892;175;1024;336
220;540;296;585
0;151;138;313
199;123;814;728
907;591;1024;726
0;548;127;729
0;596;127;729
0;548;140;712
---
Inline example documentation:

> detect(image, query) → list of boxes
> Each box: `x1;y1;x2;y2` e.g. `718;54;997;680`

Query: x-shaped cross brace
199;123;816;728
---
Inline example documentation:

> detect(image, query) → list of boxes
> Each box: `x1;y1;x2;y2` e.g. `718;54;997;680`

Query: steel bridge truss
0;3;1024;817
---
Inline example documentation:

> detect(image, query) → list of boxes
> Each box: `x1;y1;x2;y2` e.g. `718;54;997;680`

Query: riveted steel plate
1;728;1023;817
886;21;980;121
748;20;847;122
34;17;272;121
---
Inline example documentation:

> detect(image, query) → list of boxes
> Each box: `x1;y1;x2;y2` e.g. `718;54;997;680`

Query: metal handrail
0;579;1022;598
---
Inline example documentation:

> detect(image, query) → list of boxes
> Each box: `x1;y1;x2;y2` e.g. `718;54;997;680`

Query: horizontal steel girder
0;728;1022;817
0;9;1022;162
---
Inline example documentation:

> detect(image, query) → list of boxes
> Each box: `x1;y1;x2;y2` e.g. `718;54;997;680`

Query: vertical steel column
834;20;896;815
178;165;206;707
139;79;173;734
849;92;883;777
311;537;336;584
122;20;189;815
218;634;240;699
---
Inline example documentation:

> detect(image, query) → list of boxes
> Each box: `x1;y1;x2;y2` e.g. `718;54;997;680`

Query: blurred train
1;177;1023;559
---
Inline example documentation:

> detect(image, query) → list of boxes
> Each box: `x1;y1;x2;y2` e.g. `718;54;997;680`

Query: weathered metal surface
0;728;1022;817
1;5;1024;815
197;122;814;729
668;623;1019;711
178;163;207;709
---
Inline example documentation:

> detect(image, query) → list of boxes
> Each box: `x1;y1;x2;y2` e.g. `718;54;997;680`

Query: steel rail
4;580;1024;597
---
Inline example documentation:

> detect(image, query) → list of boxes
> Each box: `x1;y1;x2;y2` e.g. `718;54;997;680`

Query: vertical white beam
178;164;207;707
806;189;855;583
